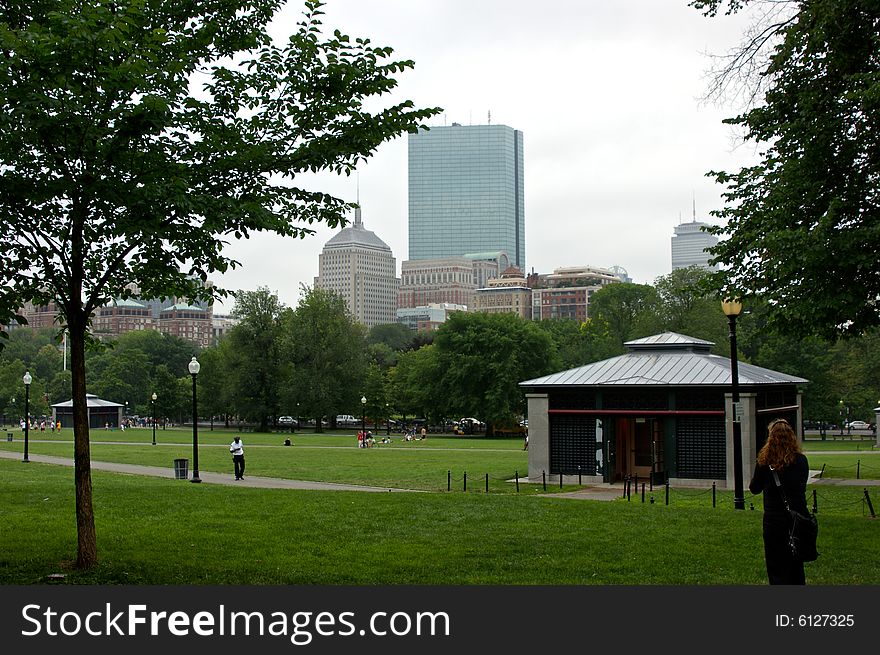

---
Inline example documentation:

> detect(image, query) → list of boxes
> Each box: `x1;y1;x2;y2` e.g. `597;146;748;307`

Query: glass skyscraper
408;124;525;269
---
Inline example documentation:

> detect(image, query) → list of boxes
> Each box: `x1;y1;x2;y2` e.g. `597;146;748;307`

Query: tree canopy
694;0;880;338
0;0;438;568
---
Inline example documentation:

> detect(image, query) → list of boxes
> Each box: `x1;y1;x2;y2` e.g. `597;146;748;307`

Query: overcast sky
210;0;760;314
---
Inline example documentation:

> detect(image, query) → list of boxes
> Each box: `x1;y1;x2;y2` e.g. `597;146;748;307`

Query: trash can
6;431;12;442
173;458;189;480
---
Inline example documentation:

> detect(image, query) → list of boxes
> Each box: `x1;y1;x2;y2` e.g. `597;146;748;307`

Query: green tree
367;323;414;352
389;344;441;423
225;288;287;432
153;365;187;428
282;287;367;431
653;267;730;353
0;0;438;567
694;0;880;338
432;312;557;433
197;343;235;429
588;283;661;351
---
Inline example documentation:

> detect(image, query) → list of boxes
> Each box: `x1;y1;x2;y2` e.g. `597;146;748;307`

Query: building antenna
354;173;362;227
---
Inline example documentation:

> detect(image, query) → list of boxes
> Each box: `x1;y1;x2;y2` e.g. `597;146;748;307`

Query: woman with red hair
748;418;810;585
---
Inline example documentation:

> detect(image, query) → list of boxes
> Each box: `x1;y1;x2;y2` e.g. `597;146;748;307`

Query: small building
520;333;808;489
52;394;124;429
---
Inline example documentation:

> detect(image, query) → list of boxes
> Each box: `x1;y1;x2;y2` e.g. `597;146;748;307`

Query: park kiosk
520;332;808;490
52;394;124;429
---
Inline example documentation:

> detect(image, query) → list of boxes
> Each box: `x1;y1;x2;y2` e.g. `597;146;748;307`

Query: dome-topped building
315;207;399;327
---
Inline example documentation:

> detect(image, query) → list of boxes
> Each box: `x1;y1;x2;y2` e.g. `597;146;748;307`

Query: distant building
474;267;532;319
315;206;399;328
396;303;467;332
15;300;63;330
409;123;525;269
398;252;509;311
211;314;240;345
158;303;213;348
93;299;154;337
671;220;719;271
530;266;620;322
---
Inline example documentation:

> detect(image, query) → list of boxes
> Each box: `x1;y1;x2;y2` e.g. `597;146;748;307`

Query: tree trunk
69;319;98;568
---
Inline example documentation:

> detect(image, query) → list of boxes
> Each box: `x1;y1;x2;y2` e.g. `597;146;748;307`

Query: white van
336;415;358;427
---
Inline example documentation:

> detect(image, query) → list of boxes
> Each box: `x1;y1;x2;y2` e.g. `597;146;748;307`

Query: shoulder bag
771;469;819;562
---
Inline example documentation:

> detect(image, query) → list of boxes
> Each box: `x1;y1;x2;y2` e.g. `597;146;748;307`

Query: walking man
229;436;245;480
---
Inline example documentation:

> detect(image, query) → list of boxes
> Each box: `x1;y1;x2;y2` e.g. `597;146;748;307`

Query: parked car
278;416;298;427
847;420;870;430
336;414;359;427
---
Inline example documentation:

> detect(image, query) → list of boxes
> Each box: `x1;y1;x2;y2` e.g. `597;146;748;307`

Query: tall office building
408;123;525;269
315;207;399;328
671;220;719;271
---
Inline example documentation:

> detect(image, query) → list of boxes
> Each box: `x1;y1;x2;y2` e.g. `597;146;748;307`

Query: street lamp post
839;400;845;436
722;299;745;510
361;395;367;435
189;357;201;483
386;402;391;435
151;392;157;446
23;371;32;463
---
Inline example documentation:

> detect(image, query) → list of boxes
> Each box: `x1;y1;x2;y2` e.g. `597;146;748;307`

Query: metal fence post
463;471;467;492
641;483;645;503
515;470;520;493
665;480;669;506
543;470;546;491
485;473;489;493
865;488;876;518
447;470;451;492
712;482;716;508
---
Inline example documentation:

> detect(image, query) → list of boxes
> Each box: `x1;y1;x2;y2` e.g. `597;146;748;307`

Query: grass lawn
1;458;878;586
1;428;533;492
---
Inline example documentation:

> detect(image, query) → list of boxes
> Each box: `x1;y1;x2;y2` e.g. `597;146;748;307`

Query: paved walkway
0;451;416;493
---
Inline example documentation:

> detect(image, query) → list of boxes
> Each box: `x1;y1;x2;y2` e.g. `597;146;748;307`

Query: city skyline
210;0;761;314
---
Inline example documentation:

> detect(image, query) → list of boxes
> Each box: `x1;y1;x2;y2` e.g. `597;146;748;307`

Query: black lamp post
151;392;157;446
839;400;845;436
361;395;367;435
23;371;32;463
189;357;201;483
722;299;745;510
386;402;391;435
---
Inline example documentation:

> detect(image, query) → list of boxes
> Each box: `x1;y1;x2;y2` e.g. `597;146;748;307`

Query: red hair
756;419;801;470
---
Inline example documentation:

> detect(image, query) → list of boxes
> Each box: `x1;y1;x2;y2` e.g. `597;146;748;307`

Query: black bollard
627;479;631;502
622;476;628;499
559;472;563;489
857;460;860;479
665;480;669;506
641;482;645;503
543;470;546;491
864;488;876;518
485;473;489;493
448;470;451;492
515;470;520;493
712;482;716;508
464;471;467;492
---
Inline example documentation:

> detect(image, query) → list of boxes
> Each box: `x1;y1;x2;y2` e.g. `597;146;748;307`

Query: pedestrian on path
749;418;810;585
229;436;245;480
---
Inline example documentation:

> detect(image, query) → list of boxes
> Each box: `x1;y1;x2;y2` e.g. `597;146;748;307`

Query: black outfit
748;453;809;585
